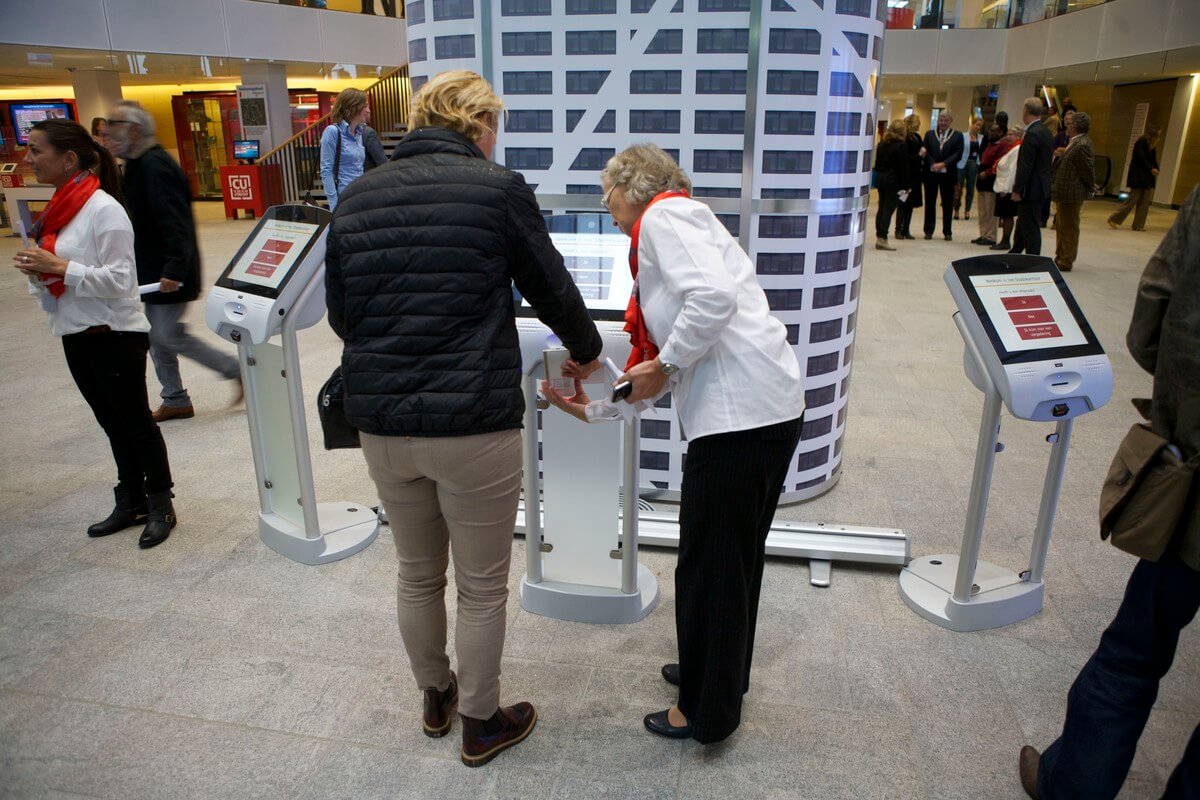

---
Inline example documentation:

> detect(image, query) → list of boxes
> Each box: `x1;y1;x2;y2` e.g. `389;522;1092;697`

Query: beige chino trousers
360;428;523;719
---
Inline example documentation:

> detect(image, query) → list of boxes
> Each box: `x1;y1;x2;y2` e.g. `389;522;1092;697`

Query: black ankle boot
88;486;148;538
139;490;177;549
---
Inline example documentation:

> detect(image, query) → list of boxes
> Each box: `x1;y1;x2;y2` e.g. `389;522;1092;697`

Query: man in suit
1010;97;1054;255
1050;112;1095;272
922;111;964;241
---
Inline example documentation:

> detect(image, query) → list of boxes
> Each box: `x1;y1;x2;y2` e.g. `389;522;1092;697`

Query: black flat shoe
661;663;680;686
644;709;692;739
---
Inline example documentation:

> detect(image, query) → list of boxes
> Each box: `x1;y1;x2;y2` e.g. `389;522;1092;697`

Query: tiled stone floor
0;199;1196;799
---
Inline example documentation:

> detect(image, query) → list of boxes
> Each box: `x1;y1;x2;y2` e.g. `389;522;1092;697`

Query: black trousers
675;416;803;743
1012;194;1044;254
896;183;920;236
923;173;956;237
63;330;173;495
875;187;899;239
1038;555;1200;799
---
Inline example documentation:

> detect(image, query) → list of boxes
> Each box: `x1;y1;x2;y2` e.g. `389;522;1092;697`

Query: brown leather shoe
461;702;537;767
1019;745;1041;799
152;404;195;423
422;670;458;738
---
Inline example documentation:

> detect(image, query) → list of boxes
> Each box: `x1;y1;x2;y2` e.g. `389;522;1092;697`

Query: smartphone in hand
612;381;633;403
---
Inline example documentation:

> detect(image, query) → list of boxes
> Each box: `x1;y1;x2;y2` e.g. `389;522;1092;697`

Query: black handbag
317;366;360;450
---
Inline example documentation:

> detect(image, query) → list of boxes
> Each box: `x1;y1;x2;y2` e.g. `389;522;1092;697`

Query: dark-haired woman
12;119;176;549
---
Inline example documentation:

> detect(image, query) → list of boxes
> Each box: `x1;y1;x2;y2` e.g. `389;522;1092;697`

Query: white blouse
611;197;806;441
29;190;150;337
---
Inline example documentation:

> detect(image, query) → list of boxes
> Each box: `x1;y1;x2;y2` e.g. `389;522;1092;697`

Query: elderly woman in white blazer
544;144;805;744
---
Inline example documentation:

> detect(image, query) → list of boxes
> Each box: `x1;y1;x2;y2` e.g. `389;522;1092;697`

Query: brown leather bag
1099;422;1198;561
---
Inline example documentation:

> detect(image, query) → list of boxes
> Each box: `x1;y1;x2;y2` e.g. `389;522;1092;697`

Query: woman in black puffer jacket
325;70;602;768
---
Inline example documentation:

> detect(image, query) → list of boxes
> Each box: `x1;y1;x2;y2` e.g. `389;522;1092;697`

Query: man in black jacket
106;101;240;422
922;111;964;241
1010;97;1054;255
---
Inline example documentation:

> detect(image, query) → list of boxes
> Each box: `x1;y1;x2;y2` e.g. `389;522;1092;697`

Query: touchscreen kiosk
900;254;1112;631
205;204;378;566
208;205;329;345
945;255;1112;420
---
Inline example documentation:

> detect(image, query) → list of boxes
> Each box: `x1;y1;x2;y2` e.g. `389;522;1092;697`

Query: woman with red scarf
544;144;805;744
12;119;176;549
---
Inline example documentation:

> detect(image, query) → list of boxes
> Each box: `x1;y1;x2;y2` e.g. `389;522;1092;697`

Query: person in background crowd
991;125;1023;251
973;122;1005;247
325;70;603;768
1020;183;1200;800
1109;123;1161;232
105;100;241;423
1052;111;1073;156
543;143;804;746
89;117;106;145
955;119;983;221
1009;98;1053;255
1049;112;1095;272
13;119;177;549
895;114;924;241
922;111;964;241
320;88;369;210
874;120;911;251
1041;114;1063;226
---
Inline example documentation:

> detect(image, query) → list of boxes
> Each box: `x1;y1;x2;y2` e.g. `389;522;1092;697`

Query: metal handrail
255;65;410;204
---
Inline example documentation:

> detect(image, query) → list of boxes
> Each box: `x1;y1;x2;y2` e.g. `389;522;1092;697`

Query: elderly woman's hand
541;378;590;422
620;358;670;403
13;247;67;277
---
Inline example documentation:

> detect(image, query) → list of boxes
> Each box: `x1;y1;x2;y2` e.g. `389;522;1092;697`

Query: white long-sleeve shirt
612;197;805;441
29;190;150;337
995;145;1021;195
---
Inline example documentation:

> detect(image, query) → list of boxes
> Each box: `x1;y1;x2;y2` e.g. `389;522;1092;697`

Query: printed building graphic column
405;0;886;502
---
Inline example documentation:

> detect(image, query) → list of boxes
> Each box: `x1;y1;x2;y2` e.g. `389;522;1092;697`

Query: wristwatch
659;360;680;376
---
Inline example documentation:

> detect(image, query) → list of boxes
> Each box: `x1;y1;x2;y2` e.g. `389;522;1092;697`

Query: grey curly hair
600;144;691;206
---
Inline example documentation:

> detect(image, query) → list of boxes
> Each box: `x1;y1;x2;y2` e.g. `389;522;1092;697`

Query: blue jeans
145;302;240;407
1038;555;1200;799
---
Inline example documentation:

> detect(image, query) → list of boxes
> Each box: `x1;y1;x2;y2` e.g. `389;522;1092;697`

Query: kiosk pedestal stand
207;204;378;565
519;361;659;625
900;255;1112;631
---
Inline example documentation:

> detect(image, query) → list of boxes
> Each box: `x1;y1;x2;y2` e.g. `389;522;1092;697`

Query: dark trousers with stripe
63;330;173;496
675;416;802;743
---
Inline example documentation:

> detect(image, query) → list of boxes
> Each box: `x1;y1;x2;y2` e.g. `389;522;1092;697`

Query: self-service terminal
515;214;659;623
206;204;379;565
900;254;1112;631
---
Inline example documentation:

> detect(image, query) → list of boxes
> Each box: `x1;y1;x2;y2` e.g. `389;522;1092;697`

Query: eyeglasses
601;183;619;210
104;119;133;127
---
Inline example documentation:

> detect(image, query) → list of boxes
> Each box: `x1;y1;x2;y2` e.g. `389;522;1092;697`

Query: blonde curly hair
409;70;504;143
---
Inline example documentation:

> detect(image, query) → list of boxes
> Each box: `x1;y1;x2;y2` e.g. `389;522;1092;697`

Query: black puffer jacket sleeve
324;223;346;339
504;172;603;365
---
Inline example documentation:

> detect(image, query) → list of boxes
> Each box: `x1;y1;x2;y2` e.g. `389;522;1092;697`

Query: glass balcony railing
884;0;1112;31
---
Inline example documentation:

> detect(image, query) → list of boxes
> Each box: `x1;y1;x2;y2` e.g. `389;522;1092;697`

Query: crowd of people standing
874;96;1154;271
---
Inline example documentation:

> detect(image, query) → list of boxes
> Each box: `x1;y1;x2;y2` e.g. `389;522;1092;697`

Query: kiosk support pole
280;267;324;540
522;372;543;584
952;313;1003;604
620;413;640;595
1027;418;1073;584
238;345;272;513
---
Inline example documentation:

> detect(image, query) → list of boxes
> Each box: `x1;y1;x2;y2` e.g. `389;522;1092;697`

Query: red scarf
623;189;690;369
32;170;99;298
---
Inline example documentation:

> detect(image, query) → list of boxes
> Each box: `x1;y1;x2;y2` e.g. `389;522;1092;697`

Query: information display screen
10;103;73;146
216;206;329;299
952;256;1103;365
233;140;260;159
517;213;631;321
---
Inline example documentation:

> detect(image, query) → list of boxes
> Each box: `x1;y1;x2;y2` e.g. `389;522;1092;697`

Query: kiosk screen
216;209;327;299
517;214;631;321
953;257;1103;364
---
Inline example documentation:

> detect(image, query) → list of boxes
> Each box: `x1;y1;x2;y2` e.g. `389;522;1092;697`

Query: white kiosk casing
206;204;379;565
900;254;1113;631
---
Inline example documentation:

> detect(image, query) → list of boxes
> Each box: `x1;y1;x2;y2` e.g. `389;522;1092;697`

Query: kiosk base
520;564;659;624
899;555;1044;631
258;502;380;565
